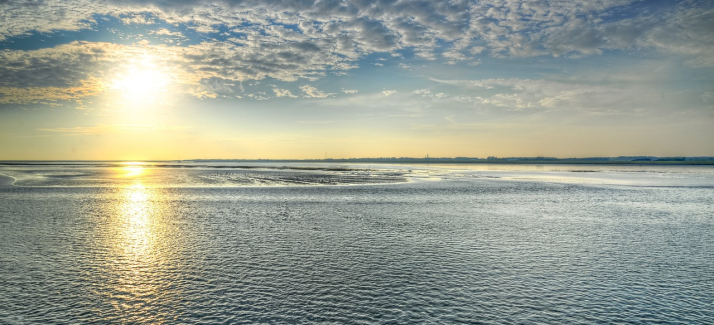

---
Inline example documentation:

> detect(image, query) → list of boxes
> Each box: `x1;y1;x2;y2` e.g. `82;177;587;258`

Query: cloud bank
0;0;712;105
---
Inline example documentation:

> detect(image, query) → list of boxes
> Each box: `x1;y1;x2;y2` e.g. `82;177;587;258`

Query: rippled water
1;163;713;324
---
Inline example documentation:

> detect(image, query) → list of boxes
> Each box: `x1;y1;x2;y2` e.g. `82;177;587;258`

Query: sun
112;68;170;101
110;55;171;102
113;69;169;97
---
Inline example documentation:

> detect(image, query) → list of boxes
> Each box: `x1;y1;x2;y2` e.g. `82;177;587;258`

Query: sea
1;161;712;324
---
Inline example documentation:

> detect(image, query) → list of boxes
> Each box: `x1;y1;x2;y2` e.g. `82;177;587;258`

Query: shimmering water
1;163;713;324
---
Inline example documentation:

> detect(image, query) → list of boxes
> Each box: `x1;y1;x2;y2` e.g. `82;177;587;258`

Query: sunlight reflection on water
101;179;182;324
120;167;146;179
118;183;152;257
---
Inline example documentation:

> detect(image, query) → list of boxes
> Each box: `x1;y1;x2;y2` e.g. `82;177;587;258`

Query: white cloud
300;84;331;98
413;89;447;99
0;0;712;107
429;72;682;114
273;88;298;98
1;0;710;67
469;46;486;55
382;90;397;96
442;50;468;62
149;28;185;37
120;13;156;25
640;8;714;67
246;93;269;100
39;124;189;136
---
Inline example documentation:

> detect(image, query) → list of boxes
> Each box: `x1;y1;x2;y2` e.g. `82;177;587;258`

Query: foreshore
0;174;16;187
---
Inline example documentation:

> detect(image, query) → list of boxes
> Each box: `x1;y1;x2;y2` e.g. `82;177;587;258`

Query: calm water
1;163;713;324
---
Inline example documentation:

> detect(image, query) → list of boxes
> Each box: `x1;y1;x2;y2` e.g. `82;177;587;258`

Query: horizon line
2;155;714;162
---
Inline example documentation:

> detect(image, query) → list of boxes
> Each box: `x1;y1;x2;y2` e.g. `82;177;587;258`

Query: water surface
1;163;712;324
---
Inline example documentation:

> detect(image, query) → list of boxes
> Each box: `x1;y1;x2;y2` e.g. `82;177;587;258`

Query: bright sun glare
122;166;145;178
111;55;171;101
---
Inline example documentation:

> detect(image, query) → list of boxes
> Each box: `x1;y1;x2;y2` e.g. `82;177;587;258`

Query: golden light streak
121;166;146;178
107;182;172;319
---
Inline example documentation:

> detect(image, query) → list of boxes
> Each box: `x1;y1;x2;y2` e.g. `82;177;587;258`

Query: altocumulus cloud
0;0;713;104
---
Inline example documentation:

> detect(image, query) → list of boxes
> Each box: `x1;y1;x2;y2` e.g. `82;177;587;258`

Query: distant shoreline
1;158;714;166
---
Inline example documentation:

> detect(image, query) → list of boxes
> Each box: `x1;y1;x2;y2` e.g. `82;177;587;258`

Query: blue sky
0;0;712;160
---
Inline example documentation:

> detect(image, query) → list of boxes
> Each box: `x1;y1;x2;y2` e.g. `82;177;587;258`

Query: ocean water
1;162;713;324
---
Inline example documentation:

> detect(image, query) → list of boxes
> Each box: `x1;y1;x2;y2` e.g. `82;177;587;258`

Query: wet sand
0;174;16;187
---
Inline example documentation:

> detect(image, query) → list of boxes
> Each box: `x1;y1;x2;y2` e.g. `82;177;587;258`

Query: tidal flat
1;162;712;324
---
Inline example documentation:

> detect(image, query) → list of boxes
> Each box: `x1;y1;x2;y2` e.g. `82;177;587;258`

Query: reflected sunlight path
100;165;184;324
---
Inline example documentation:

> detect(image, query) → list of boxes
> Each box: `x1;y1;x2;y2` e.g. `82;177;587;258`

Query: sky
0;0;712;160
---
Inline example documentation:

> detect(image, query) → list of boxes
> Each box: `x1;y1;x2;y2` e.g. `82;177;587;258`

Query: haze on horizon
0;0;712;160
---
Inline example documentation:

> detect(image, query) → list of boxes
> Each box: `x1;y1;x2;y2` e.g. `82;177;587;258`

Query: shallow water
1;163;713;324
